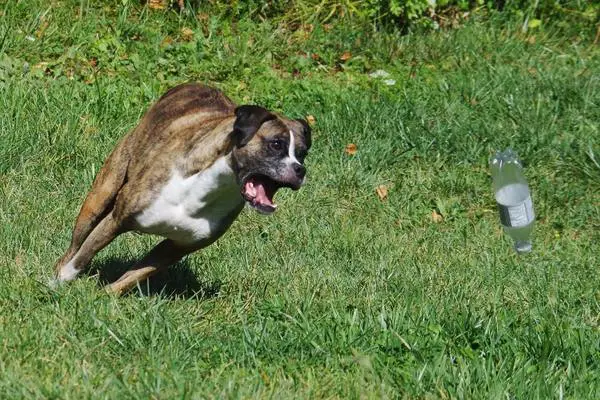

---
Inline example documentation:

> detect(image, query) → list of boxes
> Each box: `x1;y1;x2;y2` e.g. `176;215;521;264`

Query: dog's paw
47;277;62;290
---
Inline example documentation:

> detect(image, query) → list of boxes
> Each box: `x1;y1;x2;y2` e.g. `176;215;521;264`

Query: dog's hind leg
53;210;123;284
54;142;130;274
107;239;199;295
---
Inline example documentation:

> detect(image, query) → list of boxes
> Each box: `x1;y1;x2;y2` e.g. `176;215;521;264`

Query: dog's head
231;105;312;214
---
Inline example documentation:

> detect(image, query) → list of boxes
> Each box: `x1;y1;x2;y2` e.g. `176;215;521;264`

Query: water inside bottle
495;183;534;253
495;183;529;206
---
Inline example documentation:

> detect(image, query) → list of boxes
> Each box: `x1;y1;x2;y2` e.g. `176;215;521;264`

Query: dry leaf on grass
345;143;357;155
260;371;270;386
306;115;316;126
160;36;174;47
35;18;49;39
340;51;352;62
148;0;166;10
180;27;194;41
376;185;388;201
431;210;443;223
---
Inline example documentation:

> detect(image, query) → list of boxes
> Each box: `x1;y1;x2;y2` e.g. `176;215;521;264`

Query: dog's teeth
245;181;257;198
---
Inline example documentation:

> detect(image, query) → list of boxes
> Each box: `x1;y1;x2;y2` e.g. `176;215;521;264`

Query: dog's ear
233;105;275;147
296;118;312;150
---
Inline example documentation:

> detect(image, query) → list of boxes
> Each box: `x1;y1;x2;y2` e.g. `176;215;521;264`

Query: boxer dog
53;83;311;294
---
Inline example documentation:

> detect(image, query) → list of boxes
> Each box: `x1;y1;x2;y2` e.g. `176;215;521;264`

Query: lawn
1;1;599;398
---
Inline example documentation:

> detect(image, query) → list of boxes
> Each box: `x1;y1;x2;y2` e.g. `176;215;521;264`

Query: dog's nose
293;163;306;179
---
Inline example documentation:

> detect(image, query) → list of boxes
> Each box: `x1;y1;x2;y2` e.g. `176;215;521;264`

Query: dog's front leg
107;239;201;295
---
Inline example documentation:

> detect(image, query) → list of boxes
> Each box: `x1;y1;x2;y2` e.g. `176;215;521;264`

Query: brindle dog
53;83;311;294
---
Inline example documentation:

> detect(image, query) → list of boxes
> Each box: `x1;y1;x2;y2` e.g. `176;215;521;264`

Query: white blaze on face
286;130;300;166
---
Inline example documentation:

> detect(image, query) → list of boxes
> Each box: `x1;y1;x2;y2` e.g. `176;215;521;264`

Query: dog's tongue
252;181;275;206
243;178;277;212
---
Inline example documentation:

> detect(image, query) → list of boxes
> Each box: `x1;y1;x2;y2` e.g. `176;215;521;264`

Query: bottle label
497;196;534;227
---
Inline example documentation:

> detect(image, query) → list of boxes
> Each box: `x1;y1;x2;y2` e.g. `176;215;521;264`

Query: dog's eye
269;140;284;151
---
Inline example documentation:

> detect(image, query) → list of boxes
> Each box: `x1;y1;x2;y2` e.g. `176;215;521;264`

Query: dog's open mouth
242;175;283;214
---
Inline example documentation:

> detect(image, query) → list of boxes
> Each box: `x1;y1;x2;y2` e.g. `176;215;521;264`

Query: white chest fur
135;157;244;244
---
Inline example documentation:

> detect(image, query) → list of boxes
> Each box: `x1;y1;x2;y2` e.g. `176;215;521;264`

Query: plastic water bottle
490;149;535;253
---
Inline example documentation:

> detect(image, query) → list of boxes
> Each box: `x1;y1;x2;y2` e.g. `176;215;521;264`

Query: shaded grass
1;1;600;398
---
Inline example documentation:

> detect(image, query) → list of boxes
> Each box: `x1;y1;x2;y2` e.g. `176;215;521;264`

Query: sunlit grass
0;1;599;398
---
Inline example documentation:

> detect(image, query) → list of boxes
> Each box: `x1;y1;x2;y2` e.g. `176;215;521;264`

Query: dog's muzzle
241;166;305;214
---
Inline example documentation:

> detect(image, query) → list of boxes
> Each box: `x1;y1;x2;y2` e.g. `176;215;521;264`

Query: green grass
1;1;600;398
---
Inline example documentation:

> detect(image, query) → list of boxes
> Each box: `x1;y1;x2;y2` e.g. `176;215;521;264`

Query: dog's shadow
88;257;221;300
